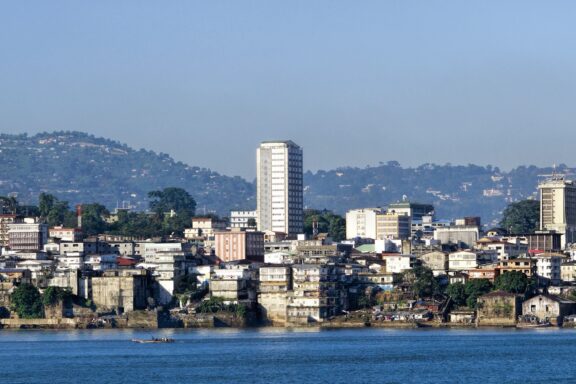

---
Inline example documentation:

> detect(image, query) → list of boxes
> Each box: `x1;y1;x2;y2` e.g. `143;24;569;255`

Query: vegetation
303;209;346;242
464;279;493;309
11;284;44;319
445;282;467;306
494;271;529;294
197;297;247;318
42;286;72;306
400;266;440;299
445;279;493;309
499;199;540;234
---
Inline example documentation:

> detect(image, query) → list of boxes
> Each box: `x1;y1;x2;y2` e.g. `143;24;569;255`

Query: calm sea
1;327;575;384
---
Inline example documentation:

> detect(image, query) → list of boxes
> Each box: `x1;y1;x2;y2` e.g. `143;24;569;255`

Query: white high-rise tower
257;140;303;236
538;174;576;248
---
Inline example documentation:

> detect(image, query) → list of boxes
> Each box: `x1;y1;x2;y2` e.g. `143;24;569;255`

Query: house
476;291;522;326
419;251;448;274
522;294;576;326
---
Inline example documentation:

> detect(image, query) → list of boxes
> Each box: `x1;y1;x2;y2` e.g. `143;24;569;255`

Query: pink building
214;229;264;263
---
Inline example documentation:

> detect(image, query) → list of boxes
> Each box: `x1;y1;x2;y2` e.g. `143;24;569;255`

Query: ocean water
1;327;575;384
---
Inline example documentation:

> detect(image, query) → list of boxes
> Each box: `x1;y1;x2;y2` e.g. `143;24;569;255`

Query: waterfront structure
539;176;576;248
258;265;292;324
287;264;339;324
91;269;151;313
522;294;576;326
256;140;303;236
214;228;265;262
476;291;522;327
345;208;383;240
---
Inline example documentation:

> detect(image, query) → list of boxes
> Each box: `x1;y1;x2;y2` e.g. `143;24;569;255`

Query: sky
1;1;576;179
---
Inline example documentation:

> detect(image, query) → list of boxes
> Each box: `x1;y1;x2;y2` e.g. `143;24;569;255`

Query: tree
42;286;72;306
500;199;540;234
303;209;346;242
39;193;76;227
148;188;196;236
446;282;467;307
11;284;43;319
464;279;492;309
81;203;109;236
494;271;528;294
412;266;439;298
148;187;196;217
247;218;257;228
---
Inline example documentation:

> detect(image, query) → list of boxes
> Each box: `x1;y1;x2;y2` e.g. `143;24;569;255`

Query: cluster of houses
2;196;576;328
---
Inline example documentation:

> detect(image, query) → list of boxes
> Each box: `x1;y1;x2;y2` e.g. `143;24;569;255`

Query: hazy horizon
2;1;575;179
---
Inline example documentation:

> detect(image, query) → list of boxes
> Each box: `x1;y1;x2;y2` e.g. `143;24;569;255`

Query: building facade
214;229;265;263
256;141;303;236
539;176;576;248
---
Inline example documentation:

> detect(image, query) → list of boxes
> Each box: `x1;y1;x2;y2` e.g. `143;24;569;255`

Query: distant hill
303;161;560;226
0;131;564;224
0;131;255;215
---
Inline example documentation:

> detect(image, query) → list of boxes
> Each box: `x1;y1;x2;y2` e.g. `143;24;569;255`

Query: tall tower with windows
538;174;576;248
256;141;303;236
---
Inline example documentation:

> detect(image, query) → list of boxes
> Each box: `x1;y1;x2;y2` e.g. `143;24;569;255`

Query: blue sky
1;1;575;179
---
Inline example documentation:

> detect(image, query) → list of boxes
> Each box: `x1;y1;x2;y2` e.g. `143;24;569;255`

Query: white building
449;251;479;271
8;219;48;251
256;141;303;236
539;176;576;248
230;210;257;229
345;208;383;240
382;254;416;273
535;252;566;285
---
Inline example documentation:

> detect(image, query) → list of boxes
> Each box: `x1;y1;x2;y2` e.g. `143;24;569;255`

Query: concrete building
49;226;83;242
214;229;265;263
539;176;576;248
382;254;417;273
419;251;449;274
0;214;21;247
535;252;566;285
258;265;292;325
287;264;340;324
476;291;522;327
345;208;383;240
434;226;480;248
448;251;480;271
375;212;411;240
387;201;434;222
257;140;303;236
230;210;257;229
497;258;536;278
475;238;528;260
8;219;48;251
561;261;576;283
91;269;151;313
522;294;576;326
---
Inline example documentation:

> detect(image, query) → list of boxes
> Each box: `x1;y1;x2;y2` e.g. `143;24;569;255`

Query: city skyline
2;2;576;179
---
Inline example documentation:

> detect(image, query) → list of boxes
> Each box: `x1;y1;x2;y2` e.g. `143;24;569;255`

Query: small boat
131;337;175;344
516;322;551;329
